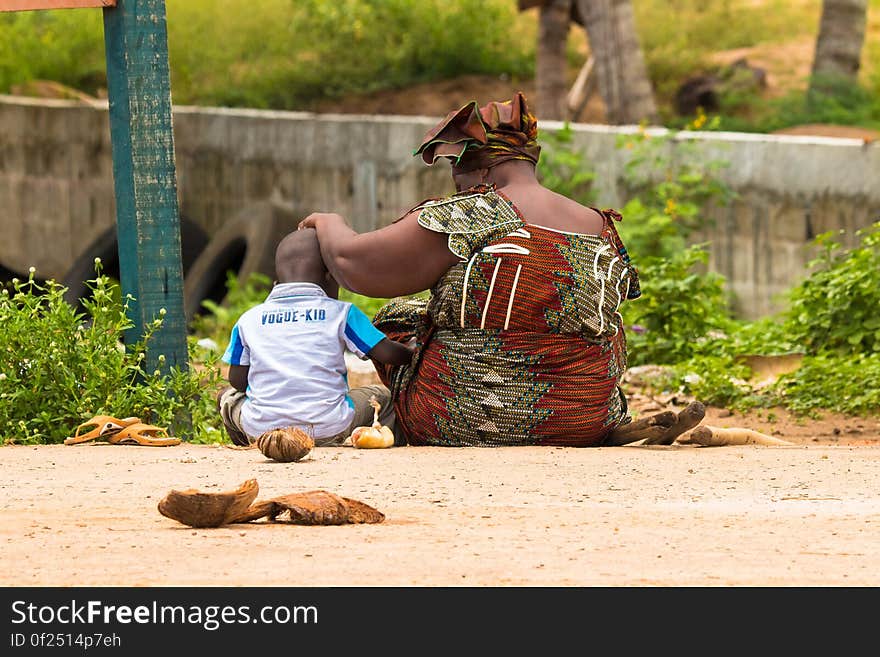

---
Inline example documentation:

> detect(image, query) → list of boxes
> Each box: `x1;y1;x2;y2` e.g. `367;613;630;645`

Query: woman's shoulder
416;184;521;233
412;184;523;259
414;184;494;210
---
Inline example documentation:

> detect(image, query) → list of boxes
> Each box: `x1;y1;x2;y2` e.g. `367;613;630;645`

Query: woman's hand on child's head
297;214;319;231
298;212;347;231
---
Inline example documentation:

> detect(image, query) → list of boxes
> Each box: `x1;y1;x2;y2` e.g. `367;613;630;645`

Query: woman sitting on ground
297;92;702;446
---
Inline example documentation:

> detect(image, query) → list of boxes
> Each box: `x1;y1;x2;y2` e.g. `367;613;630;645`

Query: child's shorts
216;386;252;446
216;384;398;447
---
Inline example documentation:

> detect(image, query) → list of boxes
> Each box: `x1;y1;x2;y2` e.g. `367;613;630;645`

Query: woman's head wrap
413;92;541;172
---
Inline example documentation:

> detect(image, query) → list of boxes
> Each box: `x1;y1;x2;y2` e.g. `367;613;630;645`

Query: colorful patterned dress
373;184;641;447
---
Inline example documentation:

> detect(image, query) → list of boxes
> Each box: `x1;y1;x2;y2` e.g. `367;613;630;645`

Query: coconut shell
158;480;385;527
157;478;259;528
256;427;314;462
246;490;385;525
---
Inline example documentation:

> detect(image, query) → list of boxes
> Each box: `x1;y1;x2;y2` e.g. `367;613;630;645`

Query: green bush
615;118;734;257
671;354;756;410
0;266;223;444
769;352;880;416
636;223;880;414
784;222;880;356
622;245;733;366
607;119;737;366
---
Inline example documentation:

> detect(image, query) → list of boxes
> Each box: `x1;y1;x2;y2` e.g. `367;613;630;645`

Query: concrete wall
1;94;878;318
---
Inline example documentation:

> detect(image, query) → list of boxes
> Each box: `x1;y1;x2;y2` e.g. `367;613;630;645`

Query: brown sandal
64;415;141;445
109;423;181;447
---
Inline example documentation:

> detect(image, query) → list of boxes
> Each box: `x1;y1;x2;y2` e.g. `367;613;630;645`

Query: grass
634;0;821;104
165;0;535;110
0;10;105;95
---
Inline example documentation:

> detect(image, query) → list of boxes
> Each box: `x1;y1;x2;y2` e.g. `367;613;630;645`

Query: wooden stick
679;425;794;447
567;54;595;119
0;1;115;10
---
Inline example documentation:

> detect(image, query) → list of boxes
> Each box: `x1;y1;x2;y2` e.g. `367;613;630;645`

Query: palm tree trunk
809;0;868;94
575;0;657;125
536;0;572;121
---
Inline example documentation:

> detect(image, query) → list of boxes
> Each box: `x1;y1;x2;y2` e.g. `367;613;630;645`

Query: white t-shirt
221;282;386;439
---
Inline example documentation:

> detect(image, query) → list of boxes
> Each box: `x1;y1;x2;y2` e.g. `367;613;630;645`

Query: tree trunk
536;0;572;121
575;0;657;125
809;0;868;93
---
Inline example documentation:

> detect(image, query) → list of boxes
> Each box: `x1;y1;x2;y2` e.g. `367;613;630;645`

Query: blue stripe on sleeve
222;325;245;365
344;305;386;356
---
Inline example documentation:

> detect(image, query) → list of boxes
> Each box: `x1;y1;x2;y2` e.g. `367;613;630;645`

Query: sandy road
1;442;879;587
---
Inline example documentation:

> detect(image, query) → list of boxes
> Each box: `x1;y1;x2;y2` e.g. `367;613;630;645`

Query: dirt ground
3;384;878;587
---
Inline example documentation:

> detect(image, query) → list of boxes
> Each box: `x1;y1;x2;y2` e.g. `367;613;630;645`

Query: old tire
61;216;208;309
183;200;302;324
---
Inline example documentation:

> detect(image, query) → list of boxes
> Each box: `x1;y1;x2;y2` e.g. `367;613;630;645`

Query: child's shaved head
274;228;338;296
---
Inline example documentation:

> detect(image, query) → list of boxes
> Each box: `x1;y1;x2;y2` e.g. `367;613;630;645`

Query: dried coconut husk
157;478;259;528
239;490;385;525
256;427;314;462
157;480;385;527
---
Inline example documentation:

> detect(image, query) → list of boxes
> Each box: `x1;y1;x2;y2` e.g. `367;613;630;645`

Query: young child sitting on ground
216;228;413;447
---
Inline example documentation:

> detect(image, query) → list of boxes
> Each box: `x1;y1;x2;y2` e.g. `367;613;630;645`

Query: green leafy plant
670;354;756;410
638;223;880;414
0;264;224;444
783;222;880;356
768;352;880;417
622;245;733;366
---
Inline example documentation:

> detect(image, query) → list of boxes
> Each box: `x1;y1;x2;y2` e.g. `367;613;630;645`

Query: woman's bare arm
297;211;459;298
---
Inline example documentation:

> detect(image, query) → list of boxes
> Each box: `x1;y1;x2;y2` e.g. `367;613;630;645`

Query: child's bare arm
367;337;414;366
228;364;249;392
